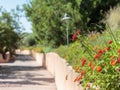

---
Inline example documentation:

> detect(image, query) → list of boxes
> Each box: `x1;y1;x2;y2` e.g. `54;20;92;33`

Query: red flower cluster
118;49;120;56
117;49;120;63
81;58;87;66
108;40;113;44
94;50;103;59
94;46;111;60
117;57;120;63
72;33;77;41
72;29;81;41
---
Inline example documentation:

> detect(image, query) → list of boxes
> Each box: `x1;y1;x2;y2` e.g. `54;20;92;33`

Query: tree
23;0;82;47
0;8;20;54
20;32;36;47
23;0;120;47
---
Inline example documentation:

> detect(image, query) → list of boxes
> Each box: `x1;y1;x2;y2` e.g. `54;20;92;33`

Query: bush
33;46;44;53
54;28;120;90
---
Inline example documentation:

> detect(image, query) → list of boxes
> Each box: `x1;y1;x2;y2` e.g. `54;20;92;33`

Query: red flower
117;57;120;63
94;53;102;59
118;49;120;53
72;33;77;41
106;47;111;51
81;58;87;66
98;50;103;54
94;49;105;59
108;40;113;44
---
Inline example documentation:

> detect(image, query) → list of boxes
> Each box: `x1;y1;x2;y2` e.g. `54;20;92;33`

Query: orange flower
110;55;115;59
108;40;113;44
96;66;102;72
73;76;79;82
73;70;86;82
88;62;92;67
76;75;82;81
73;74;82;82
94;53;102;59
75;67;81;72
110;60;117;65
91;65;95;70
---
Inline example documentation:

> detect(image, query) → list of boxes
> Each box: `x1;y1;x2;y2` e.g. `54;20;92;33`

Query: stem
106;24;117;44
79;37;93;58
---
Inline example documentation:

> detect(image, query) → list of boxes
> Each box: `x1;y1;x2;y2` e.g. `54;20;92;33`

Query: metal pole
66;22;69;46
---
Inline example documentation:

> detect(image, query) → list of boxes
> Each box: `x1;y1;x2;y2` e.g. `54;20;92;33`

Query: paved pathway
0;54;57;90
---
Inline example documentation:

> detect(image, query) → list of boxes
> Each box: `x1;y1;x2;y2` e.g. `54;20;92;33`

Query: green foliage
20;46;33;50
0;9;20;54
23;0;120;47
33;46;44;53
23;0;82;47
54;28;120;89
20;32;36;47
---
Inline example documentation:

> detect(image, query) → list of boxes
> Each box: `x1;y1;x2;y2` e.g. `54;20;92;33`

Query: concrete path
0;54;57;90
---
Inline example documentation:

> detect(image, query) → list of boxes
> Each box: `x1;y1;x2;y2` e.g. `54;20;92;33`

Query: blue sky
0;0;32;33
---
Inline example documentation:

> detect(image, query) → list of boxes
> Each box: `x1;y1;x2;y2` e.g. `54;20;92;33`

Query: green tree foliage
20;32;36;47
0;9;20;54
23;0;82;47
23;0;120;47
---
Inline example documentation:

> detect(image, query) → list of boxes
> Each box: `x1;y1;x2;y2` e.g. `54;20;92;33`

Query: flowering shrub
55;28;120;90
73;29;120;90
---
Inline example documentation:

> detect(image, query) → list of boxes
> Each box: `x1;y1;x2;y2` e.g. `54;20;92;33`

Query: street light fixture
61;13;70;47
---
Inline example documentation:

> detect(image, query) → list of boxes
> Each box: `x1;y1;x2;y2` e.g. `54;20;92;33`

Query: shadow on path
0;54;55;87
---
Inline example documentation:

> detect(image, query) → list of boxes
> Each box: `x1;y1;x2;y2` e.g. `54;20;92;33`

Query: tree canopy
0;8;20;54
23;0;120;47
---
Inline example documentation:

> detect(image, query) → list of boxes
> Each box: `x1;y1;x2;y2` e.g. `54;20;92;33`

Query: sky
0;0;32;33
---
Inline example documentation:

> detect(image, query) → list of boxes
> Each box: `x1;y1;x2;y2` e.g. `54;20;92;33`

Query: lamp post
61;13;70;47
